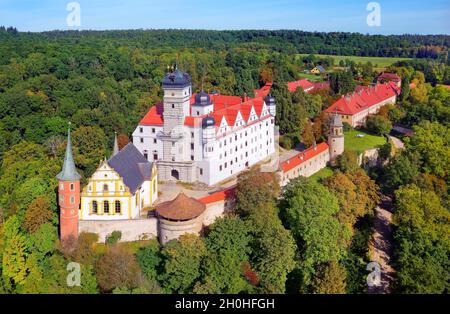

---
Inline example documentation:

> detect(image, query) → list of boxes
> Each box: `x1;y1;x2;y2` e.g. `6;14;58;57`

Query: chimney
242;92;248;102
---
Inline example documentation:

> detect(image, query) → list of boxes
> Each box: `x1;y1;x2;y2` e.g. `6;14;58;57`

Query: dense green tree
159;234;206;294
196;216;252;294
136;240;162;281
407;121;449;178
280;178;350;291
393;185;450;293
366;115;392;136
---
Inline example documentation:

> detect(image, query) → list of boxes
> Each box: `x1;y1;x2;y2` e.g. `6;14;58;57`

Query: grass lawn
297;54;411;69
344;130;386;154
310;167;334;182
297;72;324;82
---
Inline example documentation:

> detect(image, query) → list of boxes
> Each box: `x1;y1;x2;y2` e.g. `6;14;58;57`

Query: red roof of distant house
377;72;401;83
325;82;400;116
254;83;272;98
312;81;330;91
287;79;315;93
198;187;236;204
281;142;329;173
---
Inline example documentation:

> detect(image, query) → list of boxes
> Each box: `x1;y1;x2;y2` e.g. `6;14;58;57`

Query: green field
297;72;324;82
310;167;334;182
344;130;386;154
298;54;411;69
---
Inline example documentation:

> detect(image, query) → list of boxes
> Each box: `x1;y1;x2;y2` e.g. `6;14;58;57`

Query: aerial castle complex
57;68;399;244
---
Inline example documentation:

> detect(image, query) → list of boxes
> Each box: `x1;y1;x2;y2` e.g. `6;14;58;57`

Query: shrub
106;231;122;245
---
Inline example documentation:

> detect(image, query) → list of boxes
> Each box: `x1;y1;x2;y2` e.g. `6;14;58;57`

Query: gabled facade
80;143;158;221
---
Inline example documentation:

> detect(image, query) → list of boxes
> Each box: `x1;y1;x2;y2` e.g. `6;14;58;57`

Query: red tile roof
156;193;206;221
139;92;270;131
325;82;399;116
281;142;329;173
140;105;164;126
254;83;272;98
377;72;401;83
288;79;315;93
198;187;236;204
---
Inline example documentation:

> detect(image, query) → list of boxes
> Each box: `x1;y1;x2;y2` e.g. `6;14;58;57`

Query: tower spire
112;132;119;157
57;123;81;181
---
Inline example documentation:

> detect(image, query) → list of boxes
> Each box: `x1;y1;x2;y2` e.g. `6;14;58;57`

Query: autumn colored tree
23;197;54;233
95;246;141;292
311;262;347;294
301;121;315;148
117;134;130;150
235;166;280;216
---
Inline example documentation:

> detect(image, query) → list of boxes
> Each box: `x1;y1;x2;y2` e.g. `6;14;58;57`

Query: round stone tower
57;125;81;242
155;193;206;245
328;112;344;162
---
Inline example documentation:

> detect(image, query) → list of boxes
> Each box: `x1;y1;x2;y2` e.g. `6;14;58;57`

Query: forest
0;28;448;294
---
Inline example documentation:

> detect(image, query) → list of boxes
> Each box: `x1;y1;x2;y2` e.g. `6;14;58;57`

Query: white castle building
132;69;277;186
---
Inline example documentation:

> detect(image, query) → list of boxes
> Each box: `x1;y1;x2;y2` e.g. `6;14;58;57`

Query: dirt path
368;195;395;294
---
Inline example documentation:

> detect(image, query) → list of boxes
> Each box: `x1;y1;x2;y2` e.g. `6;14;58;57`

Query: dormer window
103;184;108;192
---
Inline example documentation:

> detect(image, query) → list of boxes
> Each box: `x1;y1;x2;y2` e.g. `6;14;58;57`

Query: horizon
0;0;449;35
4;27;450;37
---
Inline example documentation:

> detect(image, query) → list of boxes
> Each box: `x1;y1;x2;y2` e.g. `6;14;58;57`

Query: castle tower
328;112;344;162
57;125;81;242
158;67;197;182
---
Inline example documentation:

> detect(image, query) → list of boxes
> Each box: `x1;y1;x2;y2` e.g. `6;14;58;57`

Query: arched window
104;201;109;214
92;201;98;214
103;184;108;192
115;201;121;214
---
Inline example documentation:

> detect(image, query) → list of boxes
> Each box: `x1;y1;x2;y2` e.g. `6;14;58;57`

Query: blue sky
0;0;449;34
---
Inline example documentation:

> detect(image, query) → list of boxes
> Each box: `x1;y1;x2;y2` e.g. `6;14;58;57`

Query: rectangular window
191;132;194;138
140;138;144;143
152;128;155;133
104;201;109;214
154;154;158;160
191;155;194;161
70;183;74;191
200;168;203;175
140;127;143;133
144;153;148;160
153;139;157;144
191;143;194;150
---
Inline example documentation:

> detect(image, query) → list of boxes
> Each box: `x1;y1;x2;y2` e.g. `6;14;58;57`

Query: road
368;195;395;294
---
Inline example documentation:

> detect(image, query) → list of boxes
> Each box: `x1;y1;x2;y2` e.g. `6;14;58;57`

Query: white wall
79;218;158;242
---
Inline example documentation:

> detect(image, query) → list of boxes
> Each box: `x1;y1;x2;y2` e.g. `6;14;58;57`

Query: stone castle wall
79;218;158;242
